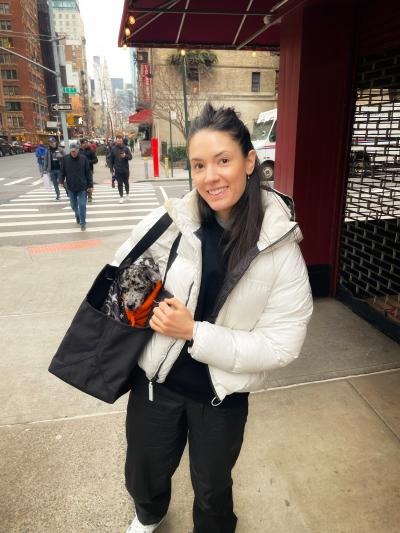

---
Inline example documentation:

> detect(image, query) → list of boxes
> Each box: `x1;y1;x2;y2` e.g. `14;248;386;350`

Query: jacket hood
164;187;303;251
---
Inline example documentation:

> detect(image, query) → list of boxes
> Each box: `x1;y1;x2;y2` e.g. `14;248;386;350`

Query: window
0;19;11;30
0;53;15;64
0;4;10;14
5;101;21;111
188;65;199;82
0;36;13;48
1;69;17;80
3;85;18;95
251;71;261;92
7;115;24;128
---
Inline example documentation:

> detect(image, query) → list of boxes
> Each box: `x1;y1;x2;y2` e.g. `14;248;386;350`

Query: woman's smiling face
189;129;256;221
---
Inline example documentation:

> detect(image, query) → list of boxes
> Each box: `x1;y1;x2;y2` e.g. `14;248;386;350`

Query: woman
112;104;313;533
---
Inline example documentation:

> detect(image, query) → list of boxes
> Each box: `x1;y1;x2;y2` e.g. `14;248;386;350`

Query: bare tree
151;63;208;138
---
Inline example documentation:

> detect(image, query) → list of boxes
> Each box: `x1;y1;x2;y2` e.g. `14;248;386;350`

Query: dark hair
188;103;264;272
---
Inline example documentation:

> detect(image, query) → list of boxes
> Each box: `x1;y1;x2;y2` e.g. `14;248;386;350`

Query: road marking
0;224;137;237
159;186;169;202
10;194;157;202
0;208;39;212
30;179;43;186
28;240;102;254
0;215;145;227
0;208;153;219
7;201;70;206
4;177;35;186
65;202;159;209
0;178;5;181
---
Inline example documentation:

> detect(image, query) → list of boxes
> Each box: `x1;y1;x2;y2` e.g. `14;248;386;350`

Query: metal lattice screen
338;48;400;329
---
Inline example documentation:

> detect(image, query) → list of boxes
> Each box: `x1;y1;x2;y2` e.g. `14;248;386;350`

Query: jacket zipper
148;281;194;401
206;223;299;406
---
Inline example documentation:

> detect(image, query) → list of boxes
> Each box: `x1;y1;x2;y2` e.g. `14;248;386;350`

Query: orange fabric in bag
124;281;163;327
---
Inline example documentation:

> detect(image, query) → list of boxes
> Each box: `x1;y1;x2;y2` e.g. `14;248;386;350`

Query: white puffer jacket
112;188;313;403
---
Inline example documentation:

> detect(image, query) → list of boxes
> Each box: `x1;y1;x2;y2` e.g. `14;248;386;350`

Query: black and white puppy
118;256;161;311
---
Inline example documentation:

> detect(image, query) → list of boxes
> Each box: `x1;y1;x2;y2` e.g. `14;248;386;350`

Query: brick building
52;0;91;134
0;0;49;141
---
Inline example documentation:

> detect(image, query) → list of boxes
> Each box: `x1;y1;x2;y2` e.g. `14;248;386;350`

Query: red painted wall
275;3;357;293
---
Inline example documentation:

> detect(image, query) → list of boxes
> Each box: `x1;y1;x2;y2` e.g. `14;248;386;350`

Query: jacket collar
164;187;303;251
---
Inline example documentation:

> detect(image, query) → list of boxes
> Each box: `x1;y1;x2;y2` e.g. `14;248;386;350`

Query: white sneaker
119;197;124;204
125;515;164;533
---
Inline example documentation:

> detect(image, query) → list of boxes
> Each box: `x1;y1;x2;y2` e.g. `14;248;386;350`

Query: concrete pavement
1;154;400;533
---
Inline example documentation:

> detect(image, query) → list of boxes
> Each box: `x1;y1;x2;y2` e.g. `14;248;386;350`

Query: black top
49;147;61;170
60;153;92;192
80;147;98;172
110;144;132;175
163;216;249;408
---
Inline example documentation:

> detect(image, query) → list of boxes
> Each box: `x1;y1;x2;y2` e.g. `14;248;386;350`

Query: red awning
128;108;153;124
118;0;287;50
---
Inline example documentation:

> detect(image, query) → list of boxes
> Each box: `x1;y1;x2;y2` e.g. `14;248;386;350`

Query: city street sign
63;87;77;94
51;103;72;112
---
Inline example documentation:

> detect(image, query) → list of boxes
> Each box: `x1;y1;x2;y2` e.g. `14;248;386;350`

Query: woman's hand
149;297;195;340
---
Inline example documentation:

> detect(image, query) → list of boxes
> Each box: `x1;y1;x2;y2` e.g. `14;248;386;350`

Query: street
0;153;189;246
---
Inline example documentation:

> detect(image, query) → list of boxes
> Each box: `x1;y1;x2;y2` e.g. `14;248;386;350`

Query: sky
79;0;132;84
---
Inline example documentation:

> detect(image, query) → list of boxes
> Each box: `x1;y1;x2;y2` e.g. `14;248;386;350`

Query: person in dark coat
110;134;132;203
60;142;92;231
79;139;98;203
44;137;65;200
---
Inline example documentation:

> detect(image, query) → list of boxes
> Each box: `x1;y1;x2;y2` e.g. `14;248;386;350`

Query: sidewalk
0;167;399;532
128;152;190;182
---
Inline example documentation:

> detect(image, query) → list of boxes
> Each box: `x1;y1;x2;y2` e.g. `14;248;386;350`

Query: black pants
116;173;129;197
125;371;248;533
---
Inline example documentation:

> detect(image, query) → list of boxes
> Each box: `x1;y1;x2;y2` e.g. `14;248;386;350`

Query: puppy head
119;257;161;311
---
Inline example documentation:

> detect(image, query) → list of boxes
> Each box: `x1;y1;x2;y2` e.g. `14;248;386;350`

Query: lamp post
180;49;192;190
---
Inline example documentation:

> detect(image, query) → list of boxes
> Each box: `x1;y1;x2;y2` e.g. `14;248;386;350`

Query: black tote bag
49;212;179;403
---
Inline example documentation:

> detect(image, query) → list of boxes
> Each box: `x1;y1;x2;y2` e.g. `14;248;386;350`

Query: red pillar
151;137;159;178
275;3;357;296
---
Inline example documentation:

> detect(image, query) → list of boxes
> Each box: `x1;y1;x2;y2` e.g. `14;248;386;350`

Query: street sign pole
48;0;69;150
180;56;192;190
169;110;175;178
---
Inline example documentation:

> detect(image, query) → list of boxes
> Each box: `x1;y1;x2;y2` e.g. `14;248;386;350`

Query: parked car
11;141;24;154
0;138;15;156
23;142;34;153
251;107;277;182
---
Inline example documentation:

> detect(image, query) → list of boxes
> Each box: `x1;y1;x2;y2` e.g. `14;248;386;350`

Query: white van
251;108;277;181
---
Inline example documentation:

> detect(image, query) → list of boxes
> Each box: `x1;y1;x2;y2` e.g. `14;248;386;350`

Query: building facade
0;0;49;141
51;0;90;135
147;48;279;148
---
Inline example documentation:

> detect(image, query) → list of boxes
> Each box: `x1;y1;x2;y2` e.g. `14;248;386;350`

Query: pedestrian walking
110;134;132;203
44;137;65;200
60;142;92;232
79;139;98;203
34;141;46;176
112;104;313;533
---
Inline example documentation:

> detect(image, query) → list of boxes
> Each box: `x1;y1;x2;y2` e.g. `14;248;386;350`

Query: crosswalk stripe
30;179;43;186
64;202;159;209
0;224;137;238
0;208;153;219
0;208;39;212
11;194;157;201
0;178;5;181
2;200;160;209
4;177;35;186
0;215;148;227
